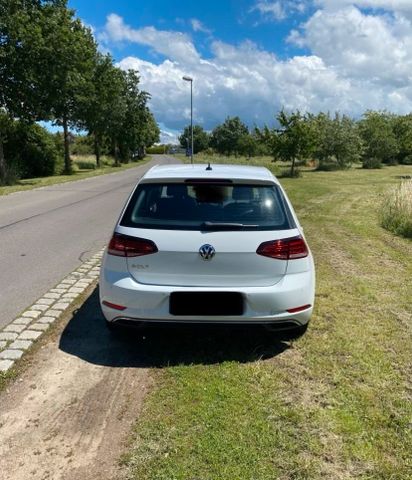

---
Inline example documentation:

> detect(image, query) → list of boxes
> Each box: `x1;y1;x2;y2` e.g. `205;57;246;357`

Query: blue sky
69;0;312;60
68;0;412;142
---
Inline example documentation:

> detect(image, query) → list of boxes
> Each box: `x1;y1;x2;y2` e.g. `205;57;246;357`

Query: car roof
142;163;278;184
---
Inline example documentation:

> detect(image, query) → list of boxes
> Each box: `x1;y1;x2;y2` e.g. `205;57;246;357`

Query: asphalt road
0;155;177;330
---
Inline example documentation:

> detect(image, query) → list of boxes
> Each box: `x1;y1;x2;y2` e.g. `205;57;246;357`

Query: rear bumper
100;261;315;327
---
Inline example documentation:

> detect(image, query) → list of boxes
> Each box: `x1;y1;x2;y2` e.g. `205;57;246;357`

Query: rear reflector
108;233;158;257
257;236;308;260
287;304;311;313
102;300;126;311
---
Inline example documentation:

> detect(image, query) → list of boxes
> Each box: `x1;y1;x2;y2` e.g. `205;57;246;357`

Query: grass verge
124;160;412;479
380;179;412;238
0;155;151;196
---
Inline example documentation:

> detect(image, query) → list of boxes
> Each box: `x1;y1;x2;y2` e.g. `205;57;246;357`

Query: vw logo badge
199;244;215;260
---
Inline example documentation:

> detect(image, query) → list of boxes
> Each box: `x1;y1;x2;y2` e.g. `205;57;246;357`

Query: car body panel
116;226;298;287
99;164;315;329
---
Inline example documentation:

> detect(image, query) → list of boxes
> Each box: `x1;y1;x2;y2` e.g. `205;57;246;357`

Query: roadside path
0;155;177;329
0;285;150;480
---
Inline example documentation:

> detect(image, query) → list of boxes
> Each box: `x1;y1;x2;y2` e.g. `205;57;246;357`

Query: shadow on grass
59;286;290;368
17;180;39;186
395;174;412;179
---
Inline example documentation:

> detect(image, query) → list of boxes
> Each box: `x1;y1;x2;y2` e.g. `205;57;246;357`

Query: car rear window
120;182;295;231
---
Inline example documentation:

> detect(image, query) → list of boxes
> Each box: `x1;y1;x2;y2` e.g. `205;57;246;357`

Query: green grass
124;157;412;480
0;154;151;196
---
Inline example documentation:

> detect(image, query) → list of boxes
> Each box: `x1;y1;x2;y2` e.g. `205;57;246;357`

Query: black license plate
169;292;244;316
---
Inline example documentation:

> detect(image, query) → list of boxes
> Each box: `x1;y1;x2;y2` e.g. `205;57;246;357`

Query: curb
0;249;105;372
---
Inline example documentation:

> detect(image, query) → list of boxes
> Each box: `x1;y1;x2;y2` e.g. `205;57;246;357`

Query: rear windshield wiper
200;222;258;230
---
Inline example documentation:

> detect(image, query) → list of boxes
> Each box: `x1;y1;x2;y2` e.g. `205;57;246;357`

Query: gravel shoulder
0;288;150;480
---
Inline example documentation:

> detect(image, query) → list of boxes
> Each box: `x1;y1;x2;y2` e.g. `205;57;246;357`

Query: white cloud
118;44;371;131
158;123;180;144
190;18;212;34
253;1;286;20
102;13;199;63
288;6;412;87
101;9;412;133
251;1;307;22
315;0;412;12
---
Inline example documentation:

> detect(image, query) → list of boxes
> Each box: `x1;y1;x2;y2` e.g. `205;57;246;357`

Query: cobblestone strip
0;249;104;373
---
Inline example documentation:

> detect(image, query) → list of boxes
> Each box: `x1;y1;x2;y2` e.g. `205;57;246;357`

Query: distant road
0;155;178;329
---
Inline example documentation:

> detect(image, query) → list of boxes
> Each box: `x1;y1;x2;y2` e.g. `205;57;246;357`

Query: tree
210;117;249;156
1;0;99;176
78;53;117;167
358;111;399;168
138;110;160;157
117;70;152;162
179;125;209;154
272;110;316;176
392;114;412;164
0;0;52;183
39;1;97;173
254;125;276;157
237;134;259;158
310;112;363;170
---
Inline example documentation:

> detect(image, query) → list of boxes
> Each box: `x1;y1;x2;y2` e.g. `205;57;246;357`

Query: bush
0;164;20;186
75;160;96;170
147;145;166;154
5;122;60;178
362;157;383;169
71;135;94;155
401;155;412;165
101;155;114;167
203;147;215;156
316;162;342;171
278;167;301;178
380;180;412;238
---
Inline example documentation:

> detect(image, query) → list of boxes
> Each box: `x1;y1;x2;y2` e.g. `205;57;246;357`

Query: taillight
257;236;308;260
108;233;158;257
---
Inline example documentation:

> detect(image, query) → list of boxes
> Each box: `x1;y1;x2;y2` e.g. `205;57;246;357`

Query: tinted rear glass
120;182;295;231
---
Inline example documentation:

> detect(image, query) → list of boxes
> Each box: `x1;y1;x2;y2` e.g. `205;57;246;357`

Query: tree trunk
0;137;6;185
94;133;101;168
138;146;145;160
290;157;296;177
63;114;72;174
113;139;120;167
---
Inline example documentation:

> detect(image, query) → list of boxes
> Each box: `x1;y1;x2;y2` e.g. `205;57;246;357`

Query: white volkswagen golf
100;164;315;336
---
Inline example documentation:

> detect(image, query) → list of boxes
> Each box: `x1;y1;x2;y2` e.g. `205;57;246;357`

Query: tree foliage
310;112;363;170
179;125;209;154
0;0;160;183
210;117;249;156
392;114;412;165
358;111;399;168
1;113;59;180
271;110;316;176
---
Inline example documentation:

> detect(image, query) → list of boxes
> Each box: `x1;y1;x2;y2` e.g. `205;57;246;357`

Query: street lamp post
182;76;193;164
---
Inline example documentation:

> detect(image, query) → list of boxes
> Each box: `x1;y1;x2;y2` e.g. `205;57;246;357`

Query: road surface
0;155;177;329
